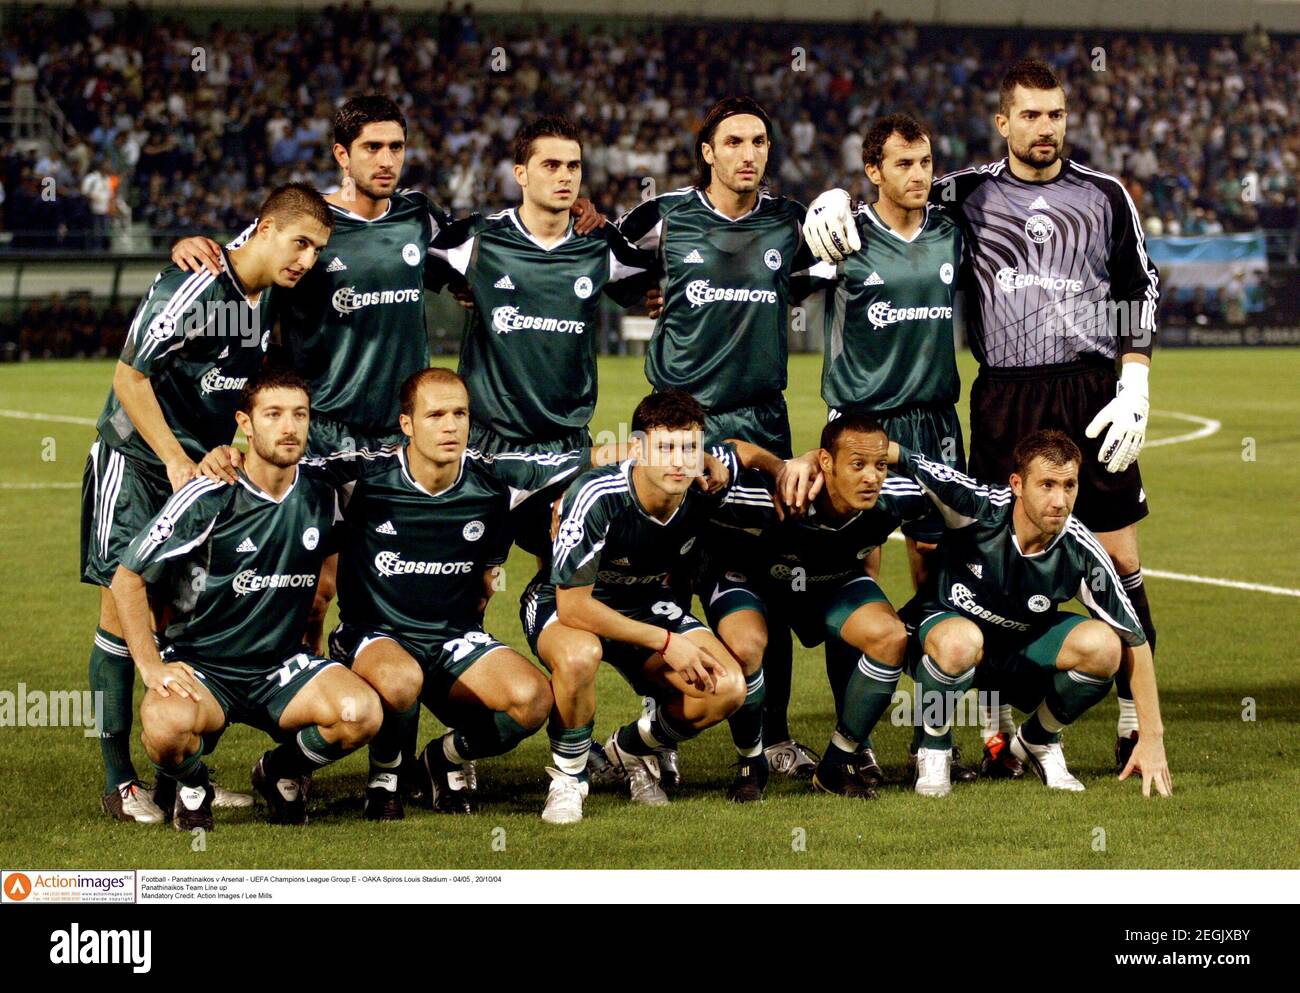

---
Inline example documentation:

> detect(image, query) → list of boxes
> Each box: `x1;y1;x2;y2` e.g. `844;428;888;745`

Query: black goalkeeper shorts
968;358;1149;534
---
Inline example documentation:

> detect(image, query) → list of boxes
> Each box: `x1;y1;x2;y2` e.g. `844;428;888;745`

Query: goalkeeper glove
802;188;860;263
1085;362;1149;473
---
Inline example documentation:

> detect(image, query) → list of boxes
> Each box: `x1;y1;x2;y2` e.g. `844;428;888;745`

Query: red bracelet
662;629;671;653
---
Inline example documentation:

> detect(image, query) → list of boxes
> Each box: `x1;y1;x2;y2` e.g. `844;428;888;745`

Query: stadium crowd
0;2;1296;356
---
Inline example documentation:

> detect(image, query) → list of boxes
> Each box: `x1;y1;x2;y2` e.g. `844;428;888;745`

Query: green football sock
152;739;208;790
90;627;136;792
915;654;974;750
616;701;696;756
1023;669;1115;745
451;710;534;761
727;668;766;758
369;701;418;768
548;716;595;778
269;724;355;779
837;654;902;750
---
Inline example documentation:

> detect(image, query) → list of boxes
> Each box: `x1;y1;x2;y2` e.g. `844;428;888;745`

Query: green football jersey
617;188;831;412
322;444;588;647
428;208;654;443
713;473;932;589
97;249;272;466
822;203;964;413
550;445;740;610
120;467;341;672
230;189;449;433
894;446;1147;644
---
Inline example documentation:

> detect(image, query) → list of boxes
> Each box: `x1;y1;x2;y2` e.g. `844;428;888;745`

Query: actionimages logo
3;870;135;905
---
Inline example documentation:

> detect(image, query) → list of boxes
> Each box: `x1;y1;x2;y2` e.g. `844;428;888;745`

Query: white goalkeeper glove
802;188;860;263
1085;362;1149;473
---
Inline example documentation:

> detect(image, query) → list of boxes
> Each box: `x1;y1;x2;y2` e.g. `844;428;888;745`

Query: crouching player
111;371;383;829
705;414;934;800
321;368;589;819
891;430;1172;797
520;390;798;822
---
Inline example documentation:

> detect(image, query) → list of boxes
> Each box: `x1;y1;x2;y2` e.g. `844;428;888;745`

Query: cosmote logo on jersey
199;367;249;395
597;570;669;585
866;301;954;329
489;307;586;335
950;582;1029;631
995;266;1084;294
232;570;318;595
685;280;778;308
374;551;474;577
331;286;422;314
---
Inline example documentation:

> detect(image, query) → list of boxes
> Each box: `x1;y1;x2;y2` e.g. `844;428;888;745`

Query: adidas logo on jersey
325;256;347;272
967;563;983;578
494;274;516;290
235;537;258;553
1029;195;1051;211
682;249;704;264
864;271;884;286
376;520;398;535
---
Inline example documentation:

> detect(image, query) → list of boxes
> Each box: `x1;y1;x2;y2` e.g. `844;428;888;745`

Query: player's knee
724;626;767;671
856;614;908;666
140;693;196;743
929;626;981;674
714;666;748;717
1069;623;1122;678
378;661;423;713
338;688;384;746
547;637;602;686
514;671;553;730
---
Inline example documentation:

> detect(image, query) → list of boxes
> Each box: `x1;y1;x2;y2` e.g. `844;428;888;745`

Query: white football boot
913;747;953;798
1011;731;1085;792
541;768;588;824
605;734;669;806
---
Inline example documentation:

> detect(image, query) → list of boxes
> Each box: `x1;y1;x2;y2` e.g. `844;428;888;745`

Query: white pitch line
883;533;1297;597
0;408;96;426
0;481;79;489
1145;410;1221;448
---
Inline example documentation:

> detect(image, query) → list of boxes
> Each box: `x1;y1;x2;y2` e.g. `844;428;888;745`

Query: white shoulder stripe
565;475;628;526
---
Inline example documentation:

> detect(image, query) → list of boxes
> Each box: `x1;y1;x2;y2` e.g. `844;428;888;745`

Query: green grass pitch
0;350;1296;869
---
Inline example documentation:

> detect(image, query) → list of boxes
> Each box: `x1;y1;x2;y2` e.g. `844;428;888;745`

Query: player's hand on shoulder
171;236;224;276
803;188;860;263
571;197;607;234
451;284;476;311
165;457;200;493
775;450;823;519
1119;734;1172;798
198;445;242;484
696;450;730;494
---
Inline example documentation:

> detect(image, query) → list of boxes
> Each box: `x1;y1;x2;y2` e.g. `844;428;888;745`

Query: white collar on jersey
861;201;932;244
218;247;263;308
694;188;770;222
397;445;465;497
237;465;300;504
327;195;395;223
623;458;683;527
508;207;574;251
1010;514;1072;558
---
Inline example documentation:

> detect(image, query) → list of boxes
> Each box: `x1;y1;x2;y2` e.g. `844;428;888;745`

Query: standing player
616;96;833;782
111;370;384;829
888;431;1171;798
815;114;964;591
425;114;656;558
81;183;332;822
703;414;933;799
804;61;1161;774
520;390;801;822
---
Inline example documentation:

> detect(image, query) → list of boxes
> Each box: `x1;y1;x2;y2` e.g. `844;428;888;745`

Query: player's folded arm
889;443;1005;527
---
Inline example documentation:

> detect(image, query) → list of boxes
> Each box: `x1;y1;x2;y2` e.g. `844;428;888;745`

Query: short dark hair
399;367;467;418
1012;429;1081;480
820;413;887;455
334;94;407;151
999;59;1065;117
258;182;333;233
695;96;772;189
239;368;311;415
631;389;705;435
513;114;583;166
862;113;931;169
